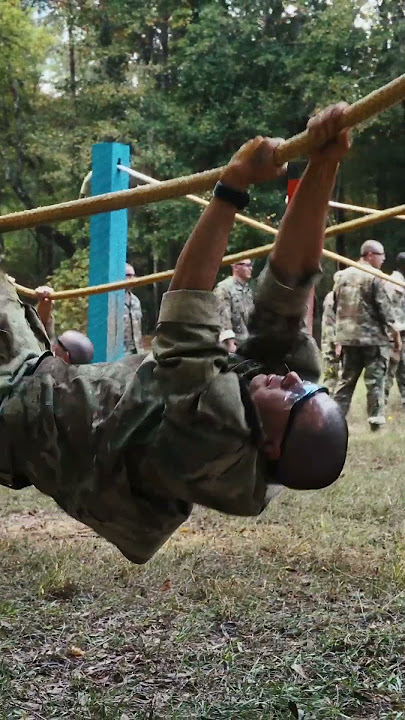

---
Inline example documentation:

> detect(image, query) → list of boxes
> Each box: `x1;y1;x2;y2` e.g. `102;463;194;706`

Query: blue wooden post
88;143;130;362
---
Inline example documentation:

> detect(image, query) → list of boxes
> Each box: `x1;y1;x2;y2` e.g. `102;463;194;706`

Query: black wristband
213;181;250;210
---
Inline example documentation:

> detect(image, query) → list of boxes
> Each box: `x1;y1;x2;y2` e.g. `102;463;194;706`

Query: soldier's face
366;250;385;269
52;339;70;364
233;261;253;281
249;372;326;461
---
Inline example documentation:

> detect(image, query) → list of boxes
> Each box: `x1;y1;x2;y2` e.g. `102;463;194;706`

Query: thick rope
0;74;404;234
325;203;405;237
99;166;404;226
329;199;405;222
13;201;405;299
116;164;279;237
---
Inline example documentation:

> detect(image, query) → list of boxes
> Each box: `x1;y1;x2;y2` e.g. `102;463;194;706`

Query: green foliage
49;248;89;334
1;0;404;331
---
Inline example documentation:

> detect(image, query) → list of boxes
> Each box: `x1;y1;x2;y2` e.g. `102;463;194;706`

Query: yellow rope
0;74;404;234
13;201;405;299
329;200;405;222
274;74;405;164
325;203;405;236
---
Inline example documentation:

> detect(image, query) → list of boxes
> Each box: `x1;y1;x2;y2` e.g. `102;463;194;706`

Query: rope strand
0;74;404;234
13;202;405;299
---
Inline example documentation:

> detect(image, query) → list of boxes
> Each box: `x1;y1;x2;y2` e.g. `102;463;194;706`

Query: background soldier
214;259;254;346
219;328;237;353
321;282;341;393
333;239;400;430
385;251;405;407
124;263;143;355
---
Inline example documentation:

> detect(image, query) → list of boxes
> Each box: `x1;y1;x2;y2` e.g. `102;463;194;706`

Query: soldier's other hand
307;103;351;165
221;137;287;191
35;285;54;304
35;287;55;327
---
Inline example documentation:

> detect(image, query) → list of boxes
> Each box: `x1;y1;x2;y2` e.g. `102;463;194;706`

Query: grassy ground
1;385;405;719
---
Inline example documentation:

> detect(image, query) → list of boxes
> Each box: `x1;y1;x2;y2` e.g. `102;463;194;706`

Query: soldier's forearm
170;198;237;291
37;303;55;341
271;159;339;286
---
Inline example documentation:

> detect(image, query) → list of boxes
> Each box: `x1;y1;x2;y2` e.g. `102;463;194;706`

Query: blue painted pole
88;143;130;362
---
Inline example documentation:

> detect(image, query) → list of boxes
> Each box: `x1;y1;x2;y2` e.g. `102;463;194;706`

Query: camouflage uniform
385;270;405;405
321;290;340;393
214;276;254;346
123;291;143;354
0;266;320;564
333;260;396;427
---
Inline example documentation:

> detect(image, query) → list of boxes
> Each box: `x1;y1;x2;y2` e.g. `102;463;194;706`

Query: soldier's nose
281;371;302;389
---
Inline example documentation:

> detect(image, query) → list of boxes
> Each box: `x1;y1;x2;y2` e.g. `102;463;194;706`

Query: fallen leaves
67;645;86;658
160;578;172;592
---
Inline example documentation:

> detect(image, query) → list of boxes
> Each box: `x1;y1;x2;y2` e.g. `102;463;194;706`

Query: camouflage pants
386;344;405;406
322;342;340;394
333;345;389;426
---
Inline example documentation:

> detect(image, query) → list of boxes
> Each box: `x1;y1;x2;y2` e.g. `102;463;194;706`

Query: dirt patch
0;509;92;541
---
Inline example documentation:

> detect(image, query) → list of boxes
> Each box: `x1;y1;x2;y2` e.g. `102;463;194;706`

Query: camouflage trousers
386;342;405;406
321;342;340;394
333;345;390;426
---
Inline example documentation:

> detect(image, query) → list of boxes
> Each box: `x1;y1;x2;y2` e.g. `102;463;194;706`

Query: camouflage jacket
0;266;320;564
214;276;254;345
321;291;336;349
384;271;405;332
333;261;396;346
124;291;142;354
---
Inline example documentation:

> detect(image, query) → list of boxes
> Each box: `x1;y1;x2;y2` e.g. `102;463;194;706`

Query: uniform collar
233;277;248;288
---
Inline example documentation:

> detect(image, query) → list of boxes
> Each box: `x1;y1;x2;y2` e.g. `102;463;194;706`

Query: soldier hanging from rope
0;104;348;564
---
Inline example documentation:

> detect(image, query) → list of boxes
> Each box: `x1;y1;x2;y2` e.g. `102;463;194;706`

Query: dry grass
1;384;405;719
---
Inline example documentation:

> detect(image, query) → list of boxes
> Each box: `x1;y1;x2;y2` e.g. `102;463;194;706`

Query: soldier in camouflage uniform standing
333;240;400;430
124;263;143;354
214;259;254;346
321;286;341;393
385;252;405;406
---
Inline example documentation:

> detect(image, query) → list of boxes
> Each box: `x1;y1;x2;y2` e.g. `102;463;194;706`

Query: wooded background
1;0;404;333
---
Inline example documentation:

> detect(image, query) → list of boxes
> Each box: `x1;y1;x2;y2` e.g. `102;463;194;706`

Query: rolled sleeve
158;289;220;325
151;289;267;516
238;261;322;382
255;261;320;317
153;289;228;398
